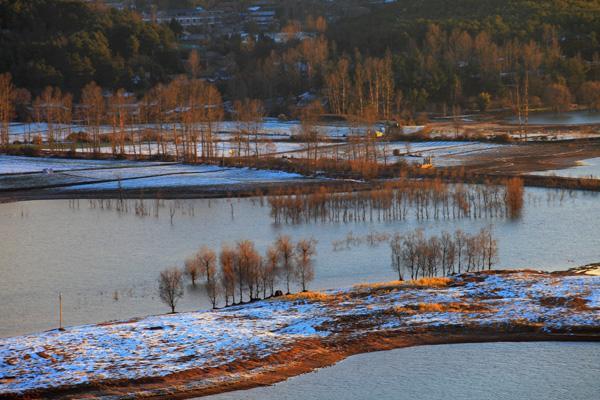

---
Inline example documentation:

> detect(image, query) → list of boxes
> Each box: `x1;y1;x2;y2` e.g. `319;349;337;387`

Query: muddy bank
1;270;598;399
453;139;600;174
7;330;597;400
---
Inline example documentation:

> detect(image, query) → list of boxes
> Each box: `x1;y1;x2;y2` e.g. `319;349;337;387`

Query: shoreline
1;269;598;399
7;332;596;400
1;170;599;204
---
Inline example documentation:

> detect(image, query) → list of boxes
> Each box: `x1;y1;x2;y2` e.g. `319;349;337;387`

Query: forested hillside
0;0;181;95
322;0;600;110
330;0;600;57
0;0;599;115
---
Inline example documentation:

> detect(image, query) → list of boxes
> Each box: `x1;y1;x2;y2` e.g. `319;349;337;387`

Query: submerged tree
197;246;217;285
276;235;295;294
295;238;317;291
158;267;184;313
505;177;524;219
219;245;237;306
184;256;201;287
390;233;404;280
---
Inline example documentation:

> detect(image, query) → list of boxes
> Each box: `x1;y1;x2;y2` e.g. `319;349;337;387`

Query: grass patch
284;291;334;302
406;277;452;288
353;280;403;290
354;277;452;292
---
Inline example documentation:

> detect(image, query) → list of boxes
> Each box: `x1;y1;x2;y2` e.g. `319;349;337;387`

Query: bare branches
0;73;15;147
505;177;524;219
390;227;499;280
295;238;317;292
276;235;295;294
176;235;318;309
158;267;184;313
269;181;513;225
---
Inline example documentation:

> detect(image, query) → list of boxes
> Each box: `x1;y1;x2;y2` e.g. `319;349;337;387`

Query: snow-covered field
0;155;151;174
1;271;597;397
8;119;383;143
66;167;304;190
0;156;304;191
389;141;499;165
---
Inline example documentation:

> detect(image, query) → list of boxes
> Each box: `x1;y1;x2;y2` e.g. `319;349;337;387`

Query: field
0;156;306;192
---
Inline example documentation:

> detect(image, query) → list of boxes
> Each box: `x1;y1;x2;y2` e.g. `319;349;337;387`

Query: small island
1;267;598;399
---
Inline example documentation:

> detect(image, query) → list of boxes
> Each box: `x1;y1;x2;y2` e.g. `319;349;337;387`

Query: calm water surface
506;110;600;125
1;188;599;337
530;157;600;179
202;342;600;400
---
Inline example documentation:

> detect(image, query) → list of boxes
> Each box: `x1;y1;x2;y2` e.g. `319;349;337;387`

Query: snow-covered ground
0;156;305;191
0;271;597;397
8;119;383;143
66;167;304;190
0;155;153;174
386;141;502;165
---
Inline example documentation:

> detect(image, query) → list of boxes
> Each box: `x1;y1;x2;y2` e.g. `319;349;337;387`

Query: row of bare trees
325;51;396;120
0;73;15;147
2;72;276;162
78;77;225;161
390;227;498;280
269;178;525;224
157;236;317;313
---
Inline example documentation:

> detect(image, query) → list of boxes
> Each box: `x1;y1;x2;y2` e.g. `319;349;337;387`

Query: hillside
0;0;181;94
329;0;600;56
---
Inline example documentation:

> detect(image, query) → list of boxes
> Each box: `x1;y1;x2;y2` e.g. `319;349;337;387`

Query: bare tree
187;49;202;79
481;226;498;270
236;240;261;301
440;231;456;275
454;229;466;274
80;81;105;153
505;177;524;219
206;269;220;309
543;82;572;113
219;245;237;306
264;246;279;297
295;238;317;291
198;246;217;284
276;235;295;294
158;267;184;313
0;73;15;147
390;233;404;280
184;256;201;286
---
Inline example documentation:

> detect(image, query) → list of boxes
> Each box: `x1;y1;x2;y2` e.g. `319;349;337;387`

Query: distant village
99;0;396;40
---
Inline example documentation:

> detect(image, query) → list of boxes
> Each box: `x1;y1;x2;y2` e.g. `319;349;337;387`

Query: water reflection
1;187;599;337
203;342;600;400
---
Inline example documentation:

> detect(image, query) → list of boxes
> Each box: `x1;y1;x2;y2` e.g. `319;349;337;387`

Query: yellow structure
421;155;434;169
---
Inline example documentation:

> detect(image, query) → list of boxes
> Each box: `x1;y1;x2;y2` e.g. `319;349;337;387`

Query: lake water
506;110;600;125
202;342;600;400
530;157;600;179
1;188;600;337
